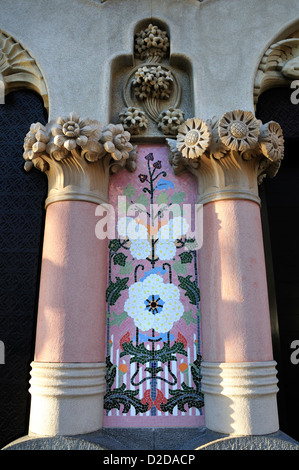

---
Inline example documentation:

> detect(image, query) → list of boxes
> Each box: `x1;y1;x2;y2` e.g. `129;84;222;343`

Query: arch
253;20;299;109
0;30;49;113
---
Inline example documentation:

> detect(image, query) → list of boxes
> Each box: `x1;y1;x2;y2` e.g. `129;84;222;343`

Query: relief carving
167;110;284;204
110;22;193;140
23;112;136;206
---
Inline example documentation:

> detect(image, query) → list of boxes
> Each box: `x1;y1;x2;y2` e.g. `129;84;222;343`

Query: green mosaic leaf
160;383;204;414
113;252;127;267
109;239;122;252
120;341;152;364
154;341;187;363
178;274;200;306
171;192;186;204
110;310;128;327
190;354;202;390
106;276;129;306
123;183;136;200
173;259;188;274
156;191;169;205
135;193;149;207
179;251;193;264
118;261;134;275
104;384;149;414
182;309;197;326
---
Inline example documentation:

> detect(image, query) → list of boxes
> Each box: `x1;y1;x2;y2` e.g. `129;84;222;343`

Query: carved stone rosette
167;110;284;205
23;112;136;207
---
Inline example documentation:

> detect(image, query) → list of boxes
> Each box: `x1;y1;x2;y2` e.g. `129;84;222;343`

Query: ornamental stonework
23;112;136;206
109;22;193;140
167;109;284;205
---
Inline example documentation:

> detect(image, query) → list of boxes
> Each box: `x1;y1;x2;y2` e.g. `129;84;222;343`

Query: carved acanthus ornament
167;110;284;205
23;112;136;207
0;31;48;110
254;38;299;106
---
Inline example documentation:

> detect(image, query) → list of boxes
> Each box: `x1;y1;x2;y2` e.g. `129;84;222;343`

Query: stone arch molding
254;33;299;107
0;30;48;111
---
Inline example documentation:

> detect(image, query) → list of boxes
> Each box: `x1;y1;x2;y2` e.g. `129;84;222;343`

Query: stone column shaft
168;110;284;435
23;113;135;436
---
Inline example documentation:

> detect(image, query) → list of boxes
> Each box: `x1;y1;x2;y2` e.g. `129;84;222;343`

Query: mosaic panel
103;144;204;427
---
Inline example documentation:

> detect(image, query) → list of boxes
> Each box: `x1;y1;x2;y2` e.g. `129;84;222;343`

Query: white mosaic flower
155;217;189;260
124;274;184;333
117;217;148;240
130;238;152;260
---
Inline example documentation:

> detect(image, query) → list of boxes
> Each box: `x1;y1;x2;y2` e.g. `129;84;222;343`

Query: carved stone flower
218;110;261;153
119;107;148;135
158;107;185;135
100;123;133;161
206;116;228;160
23;122;49;172
176;118;212;159
259;121;284;162
134;24;170;61
51;112;97;151
133;65;173;100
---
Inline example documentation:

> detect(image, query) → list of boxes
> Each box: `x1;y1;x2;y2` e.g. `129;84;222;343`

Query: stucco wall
1;0;299;121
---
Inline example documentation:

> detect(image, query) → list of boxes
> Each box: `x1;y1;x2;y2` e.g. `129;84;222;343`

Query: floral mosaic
104;144;204;427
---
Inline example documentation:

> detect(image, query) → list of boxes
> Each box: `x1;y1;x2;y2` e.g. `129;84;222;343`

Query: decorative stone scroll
254;37;299;106
23;112;136;207
167;110;284;205
110;22;193;140
0;31;48;110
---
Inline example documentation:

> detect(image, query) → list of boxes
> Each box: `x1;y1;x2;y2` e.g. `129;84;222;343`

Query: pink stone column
199;199;279;435
28;200;108;436
199;199;273;363
168;111;283;436
34;200;107;363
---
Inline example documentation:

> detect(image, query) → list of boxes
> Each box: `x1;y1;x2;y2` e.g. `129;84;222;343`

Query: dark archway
0;90;47;448
257;86;299;442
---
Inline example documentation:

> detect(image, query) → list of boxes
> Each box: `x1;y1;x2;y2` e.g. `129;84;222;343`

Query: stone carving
23;112;135;206
133;65;173;101
167;110;284;204
157;107;185;135
114;22;192;139
134;23;170;62
218;110;260;153
119;107;148;134
0;31;48;110
254;38;299;106
176;118;212;159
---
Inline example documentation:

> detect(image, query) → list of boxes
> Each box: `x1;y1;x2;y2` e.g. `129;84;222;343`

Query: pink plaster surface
199;199;274;363
34;200;107;363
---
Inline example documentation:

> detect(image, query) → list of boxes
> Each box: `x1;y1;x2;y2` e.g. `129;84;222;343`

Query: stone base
2;428;299;451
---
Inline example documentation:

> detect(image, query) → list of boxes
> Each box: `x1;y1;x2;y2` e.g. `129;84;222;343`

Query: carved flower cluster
134;24;170;61
119;106;148;134
23;112;134;171
168;110;284;182
157;107;185;135
174;110;284;162
133;65;173;100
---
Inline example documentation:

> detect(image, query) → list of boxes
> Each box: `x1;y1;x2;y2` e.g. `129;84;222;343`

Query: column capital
167;110;284;205
23;112;136;207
